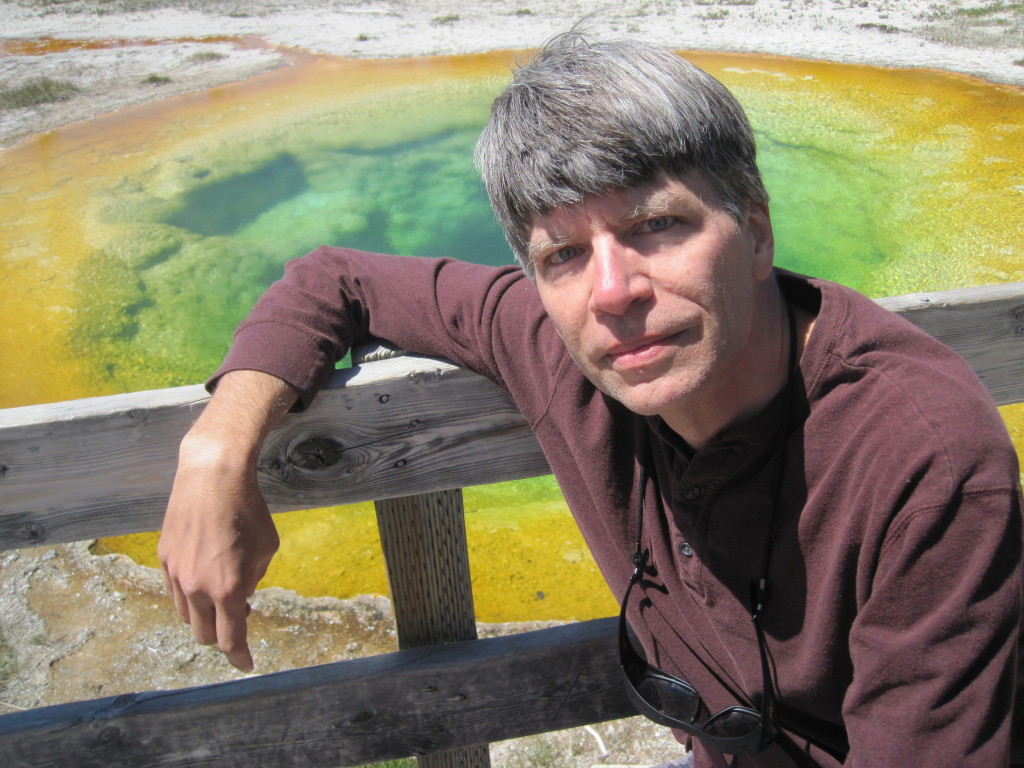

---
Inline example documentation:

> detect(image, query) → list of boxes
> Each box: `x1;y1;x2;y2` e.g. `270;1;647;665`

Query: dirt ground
2;1;1023;765
2;0;1023;147
0;542;684;766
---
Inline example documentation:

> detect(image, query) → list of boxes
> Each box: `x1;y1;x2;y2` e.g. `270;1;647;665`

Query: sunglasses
617;549;778;755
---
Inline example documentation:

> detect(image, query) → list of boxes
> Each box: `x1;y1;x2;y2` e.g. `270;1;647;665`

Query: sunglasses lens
703;707;762;739
637;675;701;723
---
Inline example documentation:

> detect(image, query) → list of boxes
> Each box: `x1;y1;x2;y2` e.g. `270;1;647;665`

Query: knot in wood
1012;304;1024;335
289;436;345;470
349;710;376;725
96;725;123;746
19;522;44;544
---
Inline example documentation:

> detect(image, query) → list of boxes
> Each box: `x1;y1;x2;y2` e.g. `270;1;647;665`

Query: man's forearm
188;369;301;468
159;369;300;671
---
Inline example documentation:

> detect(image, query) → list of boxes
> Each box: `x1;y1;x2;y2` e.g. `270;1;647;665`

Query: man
159;34;1023;767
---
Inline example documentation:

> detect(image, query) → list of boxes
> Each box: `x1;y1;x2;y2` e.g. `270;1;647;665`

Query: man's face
528;171;775;441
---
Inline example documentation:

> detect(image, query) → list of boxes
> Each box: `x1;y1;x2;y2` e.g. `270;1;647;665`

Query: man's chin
591;377;689;418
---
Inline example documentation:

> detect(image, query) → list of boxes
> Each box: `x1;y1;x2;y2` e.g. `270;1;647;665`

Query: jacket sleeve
208;246;546;410
842;485;1023;768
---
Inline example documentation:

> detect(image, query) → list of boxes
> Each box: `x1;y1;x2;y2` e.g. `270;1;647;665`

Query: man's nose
588;238;652;315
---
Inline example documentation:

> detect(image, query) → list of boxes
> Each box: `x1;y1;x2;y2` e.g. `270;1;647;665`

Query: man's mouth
604;330;683;370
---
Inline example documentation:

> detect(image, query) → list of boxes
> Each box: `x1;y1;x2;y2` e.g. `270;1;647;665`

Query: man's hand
158;370;299;672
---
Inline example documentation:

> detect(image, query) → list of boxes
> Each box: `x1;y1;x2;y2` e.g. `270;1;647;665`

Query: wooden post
375;490;491;768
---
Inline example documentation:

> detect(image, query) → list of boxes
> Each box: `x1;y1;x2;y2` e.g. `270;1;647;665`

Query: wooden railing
1;281;1023;767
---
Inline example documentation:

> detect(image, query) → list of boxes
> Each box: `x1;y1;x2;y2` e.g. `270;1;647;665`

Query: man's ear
746;203;775;281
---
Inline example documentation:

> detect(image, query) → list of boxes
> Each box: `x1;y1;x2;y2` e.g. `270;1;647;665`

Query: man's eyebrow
527;234;571;263
624;190;675;222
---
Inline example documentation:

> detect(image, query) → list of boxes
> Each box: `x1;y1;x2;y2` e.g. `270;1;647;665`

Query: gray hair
474;32;769;275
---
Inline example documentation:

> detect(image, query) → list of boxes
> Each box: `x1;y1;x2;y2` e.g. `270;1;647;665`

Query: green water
78;120;905;392
77;78;1020;397
77;127;512;391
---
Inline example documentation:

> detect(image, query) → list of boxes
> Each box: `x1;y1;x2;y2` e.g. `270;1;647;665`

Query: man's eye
548;246;581;265
643;216;672;233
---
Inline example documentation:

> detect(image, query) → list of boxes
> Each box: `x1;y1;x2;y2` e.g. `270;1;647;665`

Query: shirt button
683;485;701;500
679;542;695;558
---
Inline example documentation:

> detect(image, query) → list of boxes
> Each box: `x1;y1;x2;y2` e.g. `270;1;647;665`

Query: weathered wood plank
256;356;549;510
375;490;491;767
1;282;1022;552
0;618;632;768
0;384;211;551
0;356;549;552
876;281;1024;406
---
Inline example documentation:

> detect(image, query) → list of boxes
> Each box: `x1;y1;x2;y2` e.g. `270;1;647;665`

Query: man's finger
161;569;192;625
186;597;219;646
216;598;254;673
